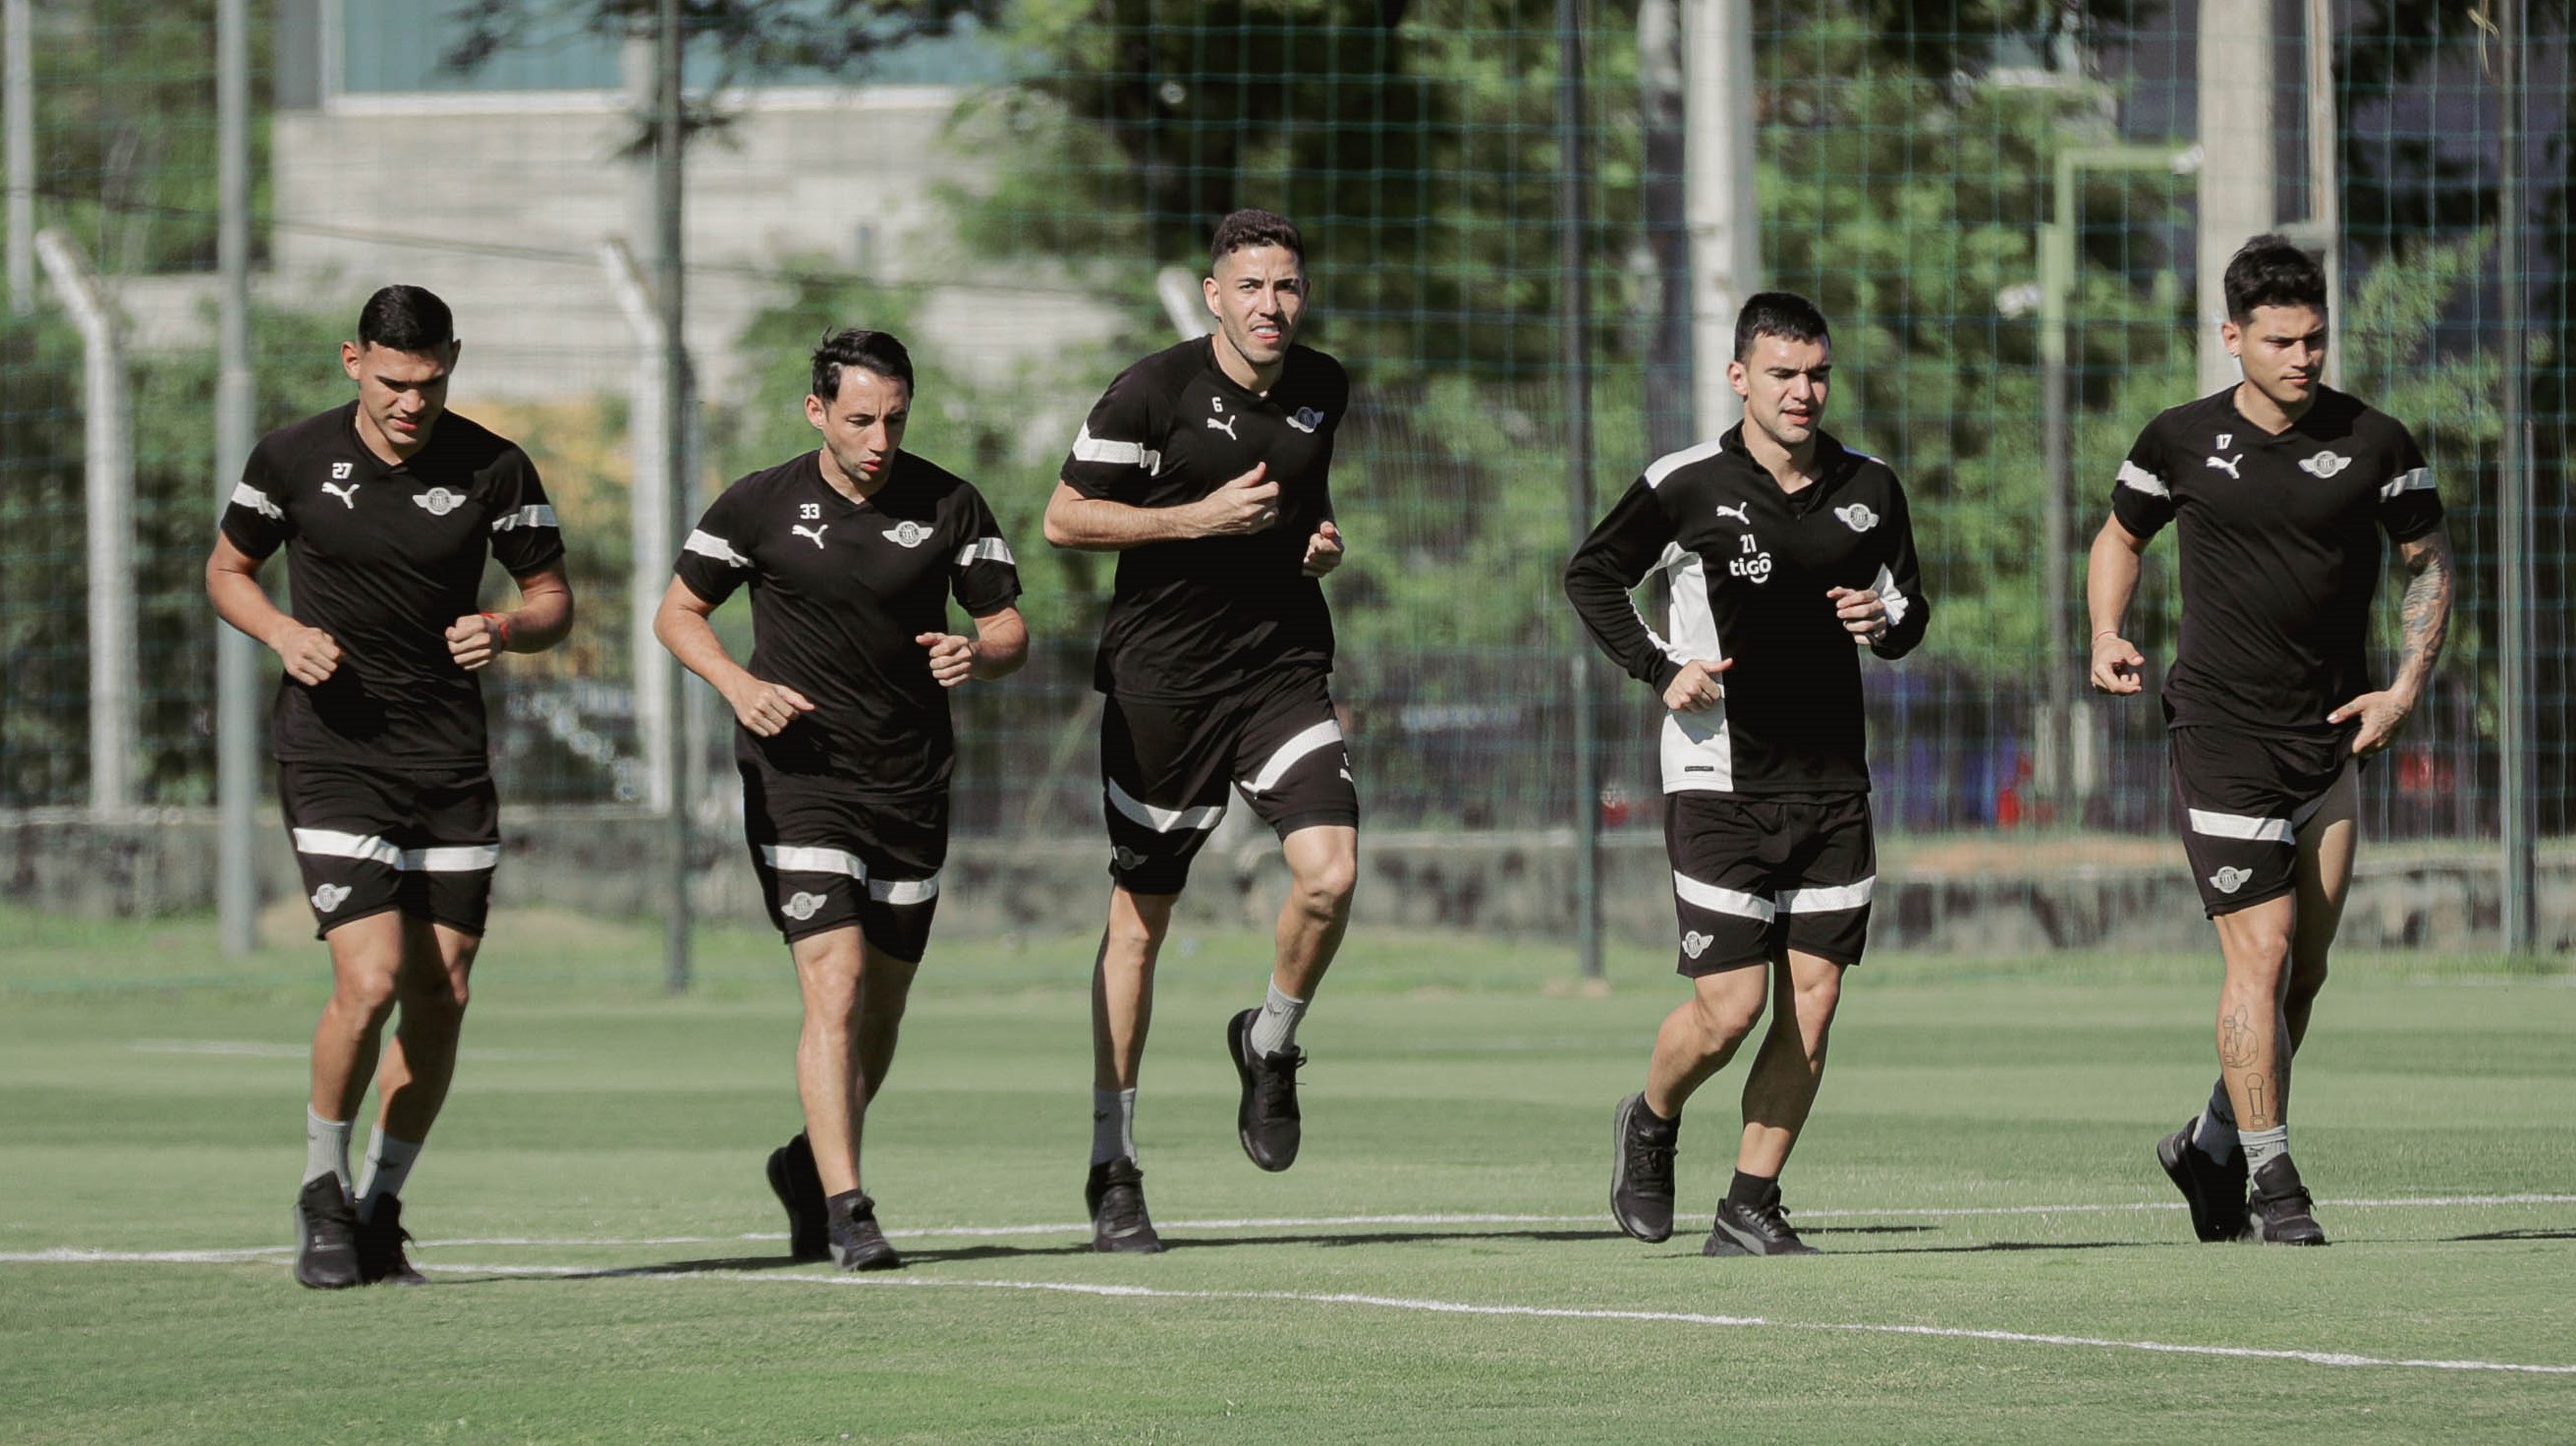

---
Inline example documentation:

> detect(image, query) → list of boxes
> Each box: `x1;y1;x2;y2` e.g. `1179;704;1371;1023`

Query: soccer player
1569;292;1929;1257
1043;208;1356;1252
206;285;575;1289
2089;236;2452;1246
655;329;1026;1272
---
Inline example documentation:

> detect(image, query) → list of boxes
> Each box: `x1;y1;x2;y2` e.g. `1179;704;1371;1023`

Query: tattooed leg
2212;894;2297;1131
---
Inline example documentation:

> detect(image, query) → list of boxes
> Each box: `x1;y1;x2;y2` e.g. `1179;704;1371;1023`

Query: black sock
825;1188;870;1226
1727;1169;1776;1206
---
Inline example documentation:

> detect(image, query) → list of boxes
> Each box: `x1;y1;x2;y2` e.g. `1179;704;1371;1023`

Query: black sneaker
766;1133;829;1262
1086;1158;1165;1253
355;1195;428;1286
2156;1119;2251;1243
1702;1183;1820;1257
2246;1156;2328;1246
292;1175;362;1289
1610;1092;1678;1244
827;1193;903;1271
1227;1008;1304;1172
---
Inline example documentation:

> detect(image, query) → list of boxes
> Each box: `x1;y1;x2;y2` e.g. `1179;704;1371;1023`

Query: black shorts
280;760;500;940
1100;667;1359;895
741;760;946;960
2170;726;2352;918
1665;793;1876;974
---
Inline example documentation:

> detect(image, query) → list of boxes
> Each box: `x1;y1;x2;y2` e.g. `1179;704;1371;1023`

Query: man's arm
652;577;813;737
205;533;342;685
2086;517;2151;695
445;565;575;672
919;605;1030;688
2326;528;2453;755
1042;464;1280;552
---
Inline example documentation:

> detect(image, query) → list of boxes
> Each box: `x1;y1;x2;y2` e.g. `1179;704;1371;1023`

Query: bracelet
480;611;512;652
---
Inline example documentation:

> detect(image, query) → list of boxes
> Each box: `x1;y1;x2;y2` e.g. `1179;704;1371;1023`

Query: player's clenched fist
2090;632;2146;695
724;678;816;737
269;621;343;686
1662;656;1733;713
445;612;506;672
1192;462;1280;537
1826;585;1888;644
1302;519;1345;578
918;632;979;689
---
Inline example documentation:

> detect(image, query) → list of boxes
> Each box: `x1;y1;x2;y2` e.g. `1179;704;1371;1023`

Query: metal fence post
34;230;137;818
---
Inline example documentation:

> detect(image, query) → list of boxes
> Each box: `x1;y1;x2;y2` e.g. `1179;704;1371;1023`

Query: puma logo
321;481;360;509
1206;415;1238;440
2206;453;2244;480
791;524;829;549
1713;502;1751;525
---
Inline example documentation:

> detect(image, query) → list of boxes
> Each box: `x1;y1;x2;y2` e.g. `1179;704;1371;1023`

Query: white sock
2240;1125;2290;1176
1091;1087;1136;1165
304;1108;353;1194
2191;1082;2240;1161
1247;981;1309;1058
356;1127;423;1223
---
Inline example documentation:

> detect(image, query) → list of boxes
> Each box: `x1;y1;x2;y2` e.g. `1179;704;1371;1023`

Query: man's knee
1688;978;1765;1049
1105;890;1176;958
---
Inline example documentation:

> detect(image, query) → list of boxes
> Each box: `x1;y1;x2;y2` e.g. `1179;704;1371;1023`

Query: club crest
2209;866;2252;895
881;520;930;548
1681;930;1713;960
780;891;827;921
310;883;352;914
1288;407;1324;433
412;487;466;517
2298;450;2352;478
1834;503;1879;532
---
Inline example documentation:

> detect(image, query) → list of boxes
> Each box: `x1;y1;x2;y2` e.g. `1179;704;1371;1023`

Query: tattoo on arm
2395;532;2453;692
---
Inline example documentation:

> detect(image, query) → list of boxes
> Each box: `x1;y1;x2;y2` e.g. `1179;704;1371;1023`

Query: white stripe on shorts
1106;779;1226;834
292;829;498;872
1671;870;1776;923
1239;721;1344;797
2186;808;2295;845
759;845;939;906
1777;877;1876;914
759;844;866;877
868;875;940;905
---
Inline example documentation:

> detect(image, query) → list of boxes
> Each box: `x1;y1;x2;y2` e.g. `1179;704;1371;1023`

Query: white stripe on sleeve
231;483;284;521
684;529;753;569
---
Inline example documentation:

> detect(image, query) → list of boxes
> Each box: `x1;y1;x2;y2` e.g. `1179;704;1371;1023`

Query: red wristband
480;611;512;652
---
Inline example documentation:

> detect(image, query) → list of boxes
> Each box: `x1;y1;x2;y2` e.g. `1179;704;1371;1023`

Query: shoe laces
1096;1171;1152;1236
1254;1050;1304;1119
1738;1196;1798;1241
1624;1121;1678;1188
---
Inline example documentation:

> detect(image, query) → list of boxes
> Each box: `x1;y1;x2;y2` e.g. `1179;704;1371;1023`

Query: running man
1569;292;1929;1257
207;285;575;1288
657;329;1026;1271
1043;208;1357;1252
2090;235;2451;1246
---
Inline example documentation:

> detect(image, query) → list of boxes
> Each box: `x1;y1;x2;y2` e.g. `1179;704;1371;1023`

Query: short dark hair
1733;291;1830;362
810;328;915;403
2223;235;2327;322
357;285;454;353
1210;208;1304;270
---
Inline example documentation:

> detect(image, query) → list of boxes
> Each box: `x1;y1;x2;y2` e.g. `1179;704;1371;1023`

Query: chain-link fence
4;1;2567;871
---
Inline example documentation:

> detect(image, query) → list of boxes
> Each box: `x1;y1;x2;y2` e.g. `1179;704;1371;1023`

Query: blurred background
1;0;2565;965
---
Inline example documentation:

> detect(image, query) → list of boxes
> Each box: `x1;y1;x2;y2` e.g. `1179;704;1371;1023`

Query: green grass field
3;907;2571;1443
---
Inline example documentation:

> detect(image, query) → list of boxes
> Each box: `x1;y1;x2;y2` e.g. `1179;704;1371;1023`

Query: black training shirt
1564;425;1930;797
1058;336;1347;701
220;402;565;770
2110;387;2442;740
674;449;1021;796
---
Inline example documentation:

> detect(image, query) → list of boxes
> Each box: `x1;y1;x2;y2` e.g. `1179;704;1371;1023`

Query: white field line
6;1194;2570;1261
362;1265;2576;1376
